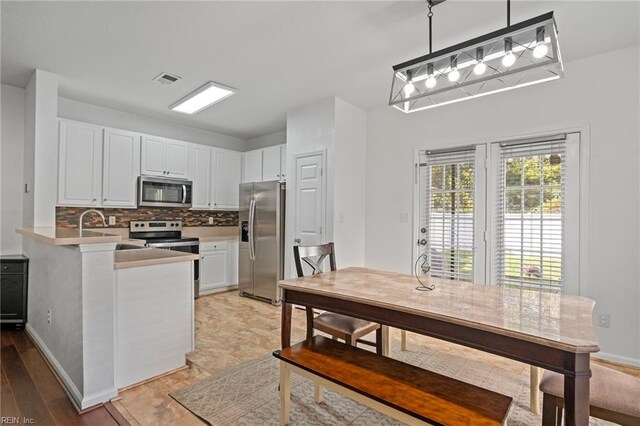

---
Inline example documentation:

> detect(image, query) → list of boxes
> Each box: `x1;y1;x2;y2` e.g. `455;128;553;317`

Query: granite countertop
17;227;122;245
114;248;198;270
280;267;600;354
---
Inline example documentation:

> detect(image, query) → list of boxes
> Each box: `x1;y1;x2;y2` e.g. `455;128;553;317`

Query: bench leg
400;330;407;351
530;366;542;414
381;326;390;357
314;383;324;403
280;362;291;426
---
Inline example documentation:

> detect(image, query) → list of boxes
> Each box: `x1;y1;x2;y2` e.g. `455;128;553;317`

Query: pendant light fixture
389;0;564;113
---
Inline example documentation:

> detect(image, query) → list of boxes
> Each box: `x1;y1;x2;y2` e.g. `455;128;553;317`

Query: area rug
171;342;612;425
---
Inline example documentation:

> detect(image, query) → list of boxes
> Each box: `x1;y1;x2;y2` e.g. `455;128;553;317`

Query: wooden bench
273;336;513;426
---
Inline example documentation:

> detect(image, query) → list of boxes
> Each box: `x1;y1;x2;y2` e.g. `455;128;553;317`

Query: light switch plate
109;216;116;226
598;314;610;328
399;212;409;223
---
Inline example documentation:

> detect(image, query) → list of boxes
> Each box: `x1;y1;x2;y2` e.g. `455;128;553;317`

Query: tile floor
112;290;640;425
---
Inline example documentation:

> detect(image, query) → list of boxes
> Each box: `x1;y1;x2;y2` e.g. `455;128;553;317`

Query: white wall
246;130;286;151
58;97;247;151
23;70;58;228
334;99;366;268
364;46;640;364
285;97;367;276
1;84;25;254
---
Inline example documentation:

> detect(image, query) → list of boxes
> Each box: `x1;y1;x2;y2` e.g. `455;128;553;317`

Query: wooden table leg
281;301;292;349
563;353;591;426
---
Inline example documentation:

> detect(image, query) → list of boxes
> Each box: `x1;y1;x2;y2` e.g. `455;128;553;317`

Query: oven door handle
182;185;187;204
146;241;199;248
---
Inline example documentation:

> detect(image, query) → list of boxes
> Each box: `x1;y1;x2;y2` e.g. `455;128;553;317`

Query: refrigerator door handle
248;199;256;260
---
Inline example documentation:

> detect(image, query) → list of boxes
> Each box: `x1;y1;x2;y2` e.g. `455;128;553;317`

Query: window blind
420;148;475;281
496;139;566;290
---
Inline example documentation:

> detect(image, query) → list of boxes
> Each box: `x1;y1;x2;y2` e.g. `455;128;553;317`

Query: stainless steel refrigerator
238;181;285;304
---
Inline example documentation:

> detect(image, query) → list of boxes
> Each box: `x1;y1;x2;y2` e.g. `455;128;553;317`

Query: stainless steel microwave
138;176;192;208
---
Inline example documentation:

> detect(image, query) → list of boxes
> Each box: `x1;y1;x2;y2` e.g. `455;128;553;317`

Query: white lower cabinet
199;240;238;292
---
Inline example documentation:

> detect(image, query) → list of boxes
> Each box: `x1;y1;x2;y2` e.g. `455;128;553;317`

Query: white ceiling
2;1;638;139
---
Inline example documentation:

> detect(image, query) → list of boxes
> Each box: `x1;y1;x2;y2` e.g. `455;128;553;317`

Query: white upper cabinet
280;145;287;181
242;144;286;183
58;120;103;206
212;149;241;209
242;150;262;183
165;139;189;178
102;129;141;208
189;144;212;209
262;145;282;182
141;136;189;178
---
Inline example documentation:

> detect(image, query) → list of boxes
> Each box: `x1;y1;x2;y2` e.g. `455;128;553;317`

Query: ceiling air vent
153;72;181;86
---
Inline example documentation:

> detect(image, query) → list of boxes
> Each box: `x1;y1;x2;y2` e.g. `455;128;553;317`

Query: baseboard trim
592;351;640;368
25;324;84;411
198;284;238;296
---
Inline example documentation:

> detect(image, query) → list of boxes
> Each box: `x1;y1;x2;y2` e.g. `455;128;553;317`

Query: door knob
294;238;301;244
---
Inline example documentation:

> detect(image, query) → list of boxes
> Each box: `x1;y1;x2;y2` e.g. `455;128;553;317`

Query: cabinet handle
92;198;97;202
103;198;107;202
201;256;204;260
2;266;8;270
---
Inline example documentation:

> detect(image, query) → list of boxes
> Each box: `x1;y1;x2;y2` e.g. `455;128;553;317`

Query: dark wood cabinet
1;255;28;329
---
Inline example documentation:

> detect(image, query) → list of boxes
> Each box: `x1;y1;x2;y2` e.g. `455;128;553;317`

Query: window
416;133;582;293
418;149;475;281
496;139;565;290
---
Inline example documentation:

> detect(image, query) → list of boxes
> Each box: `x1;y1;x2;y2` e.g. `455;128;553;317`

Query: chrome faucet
79;209;107;234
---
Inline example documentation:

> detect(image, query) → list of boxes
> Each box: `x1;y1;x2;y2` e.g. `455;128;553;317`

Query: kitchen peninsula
16;227;197;410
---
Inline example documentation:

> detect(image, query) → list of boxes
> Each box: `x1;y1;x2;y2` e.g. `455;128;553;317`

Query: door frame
287;149;328;278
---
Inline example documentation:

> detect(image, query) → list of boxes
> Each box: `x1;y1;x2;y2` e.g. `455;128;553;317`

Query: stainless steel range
129;220;200;298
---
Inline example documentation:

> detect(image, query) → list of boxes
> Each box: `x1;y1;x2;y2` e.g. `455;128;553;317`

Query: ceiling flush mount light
389;0;563;113
170;81;236;114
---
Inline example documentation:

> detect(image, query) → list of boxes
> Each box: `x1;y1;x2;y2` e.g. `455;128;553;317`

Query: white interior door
294;152;325;248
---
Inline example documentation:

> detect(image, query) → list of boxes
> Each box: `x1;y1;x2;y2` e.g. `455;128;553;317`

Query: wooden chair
539;362;640;425
293;243;382;349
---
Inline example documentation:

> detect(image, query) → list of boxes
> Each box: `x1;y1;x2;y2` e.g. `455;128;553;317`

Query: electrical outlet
598;314;610;328
109;216;116;226
47;310;52;324
399;212;409;223
208;217;214;225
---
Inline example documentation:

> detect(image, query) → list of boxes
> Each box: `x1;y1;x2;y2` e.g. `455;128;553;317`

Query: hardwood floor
0;327;128;426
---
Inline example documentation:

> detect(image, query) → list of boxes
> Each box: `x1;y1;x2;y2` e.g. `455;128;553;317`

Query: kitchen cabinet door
200;250;229;291
102;129;140;208
212;149;241;209
141;136;166;176
166;139;189;178
58;120;103;206
190;145;212;209
261;146;281;182
279;145;287;182
242;150;262;183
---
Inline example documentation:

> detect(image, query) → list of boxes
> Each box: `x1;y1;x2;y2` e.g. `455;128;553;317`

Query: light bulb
403;82;415;97
425;75;437;89
473;61;487;75
533;43;548;59
448;68;460;82
502;51;516;67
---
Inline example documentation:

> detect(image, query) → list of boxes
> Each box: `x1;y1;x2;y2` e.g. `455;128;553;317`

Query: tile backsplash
56;207;238;228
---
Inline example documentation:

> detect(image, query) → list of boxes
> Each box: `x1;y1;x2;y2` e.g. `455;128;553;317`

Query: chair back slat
293;243;336;277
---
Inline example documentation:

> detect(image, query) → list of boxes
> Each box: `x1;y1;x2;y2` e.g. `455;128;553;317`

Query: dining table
279;267;599;426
